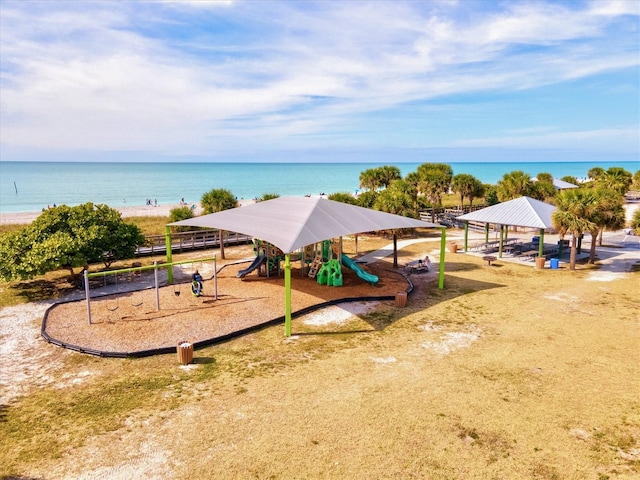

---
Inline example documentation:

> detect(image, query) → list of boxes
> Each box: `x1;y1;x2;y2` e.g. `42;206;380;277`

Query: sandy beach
1;199;637;226
0;200;258;225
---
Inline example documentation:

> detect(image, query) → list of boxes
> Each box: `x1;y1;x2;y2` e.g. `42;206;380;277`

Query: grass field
1;237;639;479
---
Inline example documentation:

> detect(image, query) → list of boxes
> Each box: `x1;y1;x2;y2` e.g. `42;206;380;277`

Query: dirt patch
43;261;407;354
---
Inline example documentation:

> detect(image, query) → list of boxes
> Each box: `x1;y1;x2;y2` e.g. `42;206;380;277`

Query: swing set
84;256;217;325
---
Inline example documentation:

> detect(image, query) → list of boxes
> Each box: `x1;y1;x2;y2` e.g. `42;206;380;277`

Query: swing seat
191;280;203;297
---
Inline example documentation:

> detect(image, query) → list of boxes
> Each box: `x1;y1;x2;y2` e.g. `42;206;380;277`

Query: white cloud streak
0;0;638;158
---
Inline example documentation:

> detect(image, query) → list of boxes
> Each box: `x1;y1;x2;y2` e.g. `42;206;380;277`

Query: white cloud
0;0;638;157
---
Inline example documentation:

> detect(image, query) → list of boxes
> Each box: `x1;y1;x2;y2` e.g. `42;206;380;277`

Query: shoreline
0;200;257;226
1;199;637;226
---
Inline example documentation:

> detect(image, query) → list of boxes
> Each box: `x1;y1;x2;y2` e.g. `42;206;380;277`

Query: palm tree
415;163;453;216
552;189;596;270
496;170;532;201
590;188;625;250
201;188;237;214
373;181;415;217
378;166;401;188
451;173;476;207
468;178;486;207
359;168;381;192
595;167;633;196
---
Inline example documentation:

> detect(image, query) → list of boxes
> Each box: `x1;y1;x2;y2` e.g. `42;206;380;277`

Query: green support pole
284;254;292;336
498;225;504;258
464;222;469;252
165;225;173;283
485;223;489;243
539;229;544;257
438;227;446;289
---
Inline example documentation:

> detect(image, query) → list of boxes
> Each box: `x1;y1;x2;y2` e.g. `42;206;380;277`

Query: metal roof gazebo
456;196;557;258
167;196;444;336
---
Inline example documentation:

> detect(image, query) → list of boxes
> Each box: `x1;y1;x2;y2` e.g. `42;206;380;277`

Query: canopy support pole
284;254;292;337
485;223;490;243
165;225;173;283
498;224;504;258
438;227;446;289
463;222;469;252
538;229;545;257
393;234;398;268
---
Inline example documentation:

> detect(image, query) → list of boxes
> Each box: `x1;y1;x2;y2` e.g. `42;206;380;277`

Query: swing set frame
84;256;217;325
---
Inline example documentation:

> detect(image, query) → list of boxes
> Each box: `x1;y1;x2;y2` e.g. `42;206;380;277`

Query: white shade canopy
457;196;556;229
169;196;439;253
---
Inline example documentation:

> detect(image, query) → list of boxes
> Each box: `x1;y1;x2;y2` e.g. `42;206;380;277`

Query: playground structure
240;238;378;286
82;256;217;325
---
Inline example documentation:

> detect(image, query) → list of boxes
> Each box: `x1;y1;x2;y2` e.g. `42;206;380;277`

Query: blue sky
1;0;638;163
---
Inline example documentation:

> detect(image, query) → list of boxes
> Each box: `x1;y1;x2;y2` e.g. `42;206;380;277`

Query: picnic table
482;255;497;266
519;250;539;261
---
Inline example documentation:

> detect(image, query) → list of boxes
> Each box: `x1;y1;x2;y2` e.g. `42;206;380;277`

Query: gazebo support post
463;222;469;252
538;229;545;257
438;227;446;289
165;225;173;283
485;223;490;243
284;254;292;337
498;224;504;258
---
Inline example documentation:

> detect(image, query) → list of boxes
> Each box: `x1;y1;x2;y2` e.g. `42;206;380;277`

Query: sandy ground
0;199;260;225
2;199;637;226
1;228;638;406
1;228;639;479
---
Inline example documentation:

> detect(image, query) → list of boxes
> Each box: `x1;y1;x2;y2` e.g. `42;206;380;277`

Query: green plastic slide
340;254;379;285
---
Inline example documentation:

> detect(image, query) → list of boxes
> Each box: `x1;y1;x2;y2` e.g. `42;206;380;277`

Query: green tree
357;190;378;209
0;203;145;281
468;178;486;206
451;173;476;207
201;188;237;214
359;168;381;192
358;166;401;192
328;192;358;204
593;167;633;196
530;173;556;201
631;208;640;233
373;180;415;217
484;184;499;206
169;206;195;233
496;170;532;201
552;189;597;270
587;167;605;181
590;188;626;250
415;163;453;219
632;170;640;190
560;175;579;185
378;166;401;188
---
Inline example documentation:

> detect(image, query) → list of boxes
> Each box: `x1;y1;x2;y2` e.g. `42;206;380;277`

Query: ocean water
0;161;637;214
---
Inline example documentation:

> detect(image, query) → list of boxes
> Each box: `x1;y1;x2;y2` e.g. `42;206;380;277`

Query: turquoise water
0;161;637;213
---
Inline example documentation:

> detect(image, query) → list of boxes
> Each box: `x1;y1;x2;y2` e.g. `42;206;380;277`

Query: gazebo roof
457;196;556;229
169;196;439;253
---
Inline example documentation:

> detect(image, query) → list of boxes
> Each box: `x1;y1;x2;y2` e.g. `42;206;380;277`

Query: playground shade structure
169;196;440;336
169;196;438;254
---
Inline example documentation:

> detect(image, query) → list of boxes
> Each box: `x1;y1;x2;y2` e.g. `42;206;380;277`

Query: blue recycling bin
550;258;559;269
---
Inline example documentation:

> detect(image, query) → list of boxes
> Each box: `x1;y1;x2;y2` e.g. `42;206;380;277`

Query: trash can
177;341;193;365
448;242;458;253
535;257;546;269
550;258;559;270
395;292;408;308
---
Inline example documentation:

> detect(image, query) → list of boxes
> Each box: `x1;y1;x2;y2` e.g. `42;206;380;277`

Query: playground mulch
43;260;409;355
